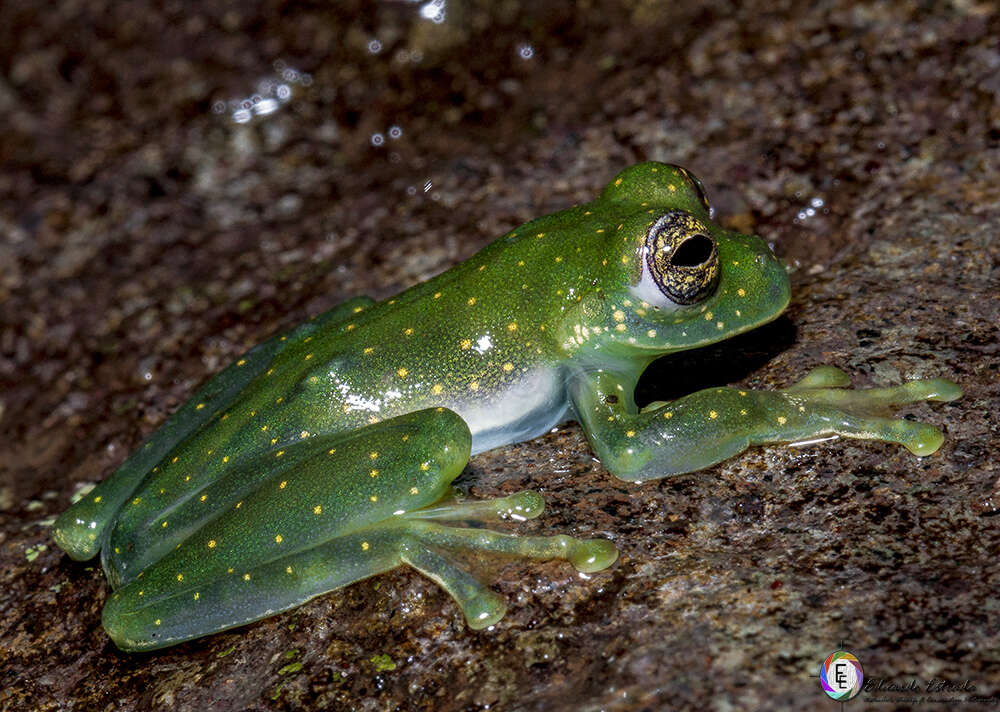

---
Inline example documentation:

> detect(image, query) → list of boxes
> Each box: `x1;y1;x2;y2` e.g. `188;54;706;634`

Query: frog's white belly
454;366;568;455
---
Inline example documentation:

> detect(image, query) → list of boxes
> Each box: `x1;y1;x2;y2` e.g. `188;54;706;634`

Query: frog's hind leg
52;296;375;562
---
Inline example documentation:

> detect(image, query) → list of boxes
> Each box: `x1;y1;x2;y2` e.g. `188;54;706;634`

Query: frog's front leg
102;408;617;651
570;366;961;482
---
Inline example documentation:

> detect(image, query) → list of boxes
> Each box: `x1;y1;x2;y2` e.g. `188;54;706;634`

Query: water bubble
518;43;535;60
233;108;252;124
276;84;292;101
254;98;280;116
388;125;403;139
370;133;385;146
368;39;383;54
419;0;446;23
212;100;226;114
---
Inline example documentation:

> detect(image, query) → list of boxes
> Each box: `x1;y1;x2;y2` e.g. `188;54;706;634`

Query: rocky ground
1;1;997;710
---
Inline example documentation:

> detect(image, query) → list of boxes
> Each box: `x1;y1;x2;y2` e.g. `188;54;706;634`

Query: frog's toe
569;538;619;573
906;378;962;403
790;365;852;390
897;422;946;456
834;413;947;457
463;590;507;630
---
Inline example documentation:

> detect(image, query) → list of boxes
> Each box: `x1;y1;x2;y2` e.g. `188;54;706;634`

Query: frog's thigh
103;529;407;651
53;296;376;562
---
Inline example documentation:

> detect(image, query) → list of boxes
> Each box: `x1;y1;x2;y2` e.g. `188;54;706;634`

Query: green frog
53;162;961;650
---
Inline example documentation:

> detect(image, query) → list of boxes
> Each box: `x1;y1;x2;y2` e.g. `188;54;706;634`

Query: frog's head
582;162;790;359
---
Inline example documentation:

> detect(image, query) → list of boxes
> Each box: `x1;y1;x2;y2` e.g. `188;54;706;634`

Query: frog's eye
670;165;713;217
645;211;720;305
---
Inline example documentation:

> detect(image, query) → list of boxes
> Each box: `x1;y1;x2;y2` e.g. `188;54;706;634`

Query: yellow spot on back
737;288;746;297
261;424;269;432
243;573;251;581
421;462;430;471
467;297;476;306
161;521;168;528
434;292;442;299
626;430;635;438
353;305;364;313
461;339;472;350
279;480;287;488
647;329;657;338
237;359;246;366
615;323;627;332
132;497;141;505
346;324;355;331
517;260;525;267
778;416;788;425
300;431;310;439
613;310;625;322
370;451;379;459
361;541;370;551
705;312;713;320
276;451;285;458
507;322;518;331
664;411;673;419
363;346;374;354
275;534;283;543
503;362;514;372
222;455;230;463
404;328;413;336
194;592;200;601
432;383;443;395
286;566;293;574
176;573;184;581
621;255;629;264
709;410;718;419
184;475;191;482
370;495;378;502
596;228;604;233
328;448;337;455
171;456;178;464
155;619;161;626
304;353;314;360
313;505;322;515
554;256;563;263
200;494;207;502
195;403;205;410
469;381;480;391
410;487;419;495
370;469;379;478
397;367;409;378
208;540;216;548
614;177;623;186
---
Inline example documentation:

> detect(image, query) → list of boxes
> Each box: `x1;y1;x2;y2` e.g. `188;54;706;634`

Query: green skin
52;162;961;651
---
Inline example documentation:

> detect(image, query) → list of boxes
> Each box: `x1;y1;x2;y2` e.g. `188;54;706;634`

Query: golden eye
645;211;720;305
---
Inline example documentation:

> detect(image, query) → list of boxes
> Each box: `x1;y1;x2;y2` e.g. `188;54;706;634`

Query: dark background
1;1;998;710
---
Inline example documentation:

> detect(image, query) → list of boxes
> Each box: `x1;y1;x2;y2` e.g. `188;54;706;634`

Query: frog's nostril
670;234;714;267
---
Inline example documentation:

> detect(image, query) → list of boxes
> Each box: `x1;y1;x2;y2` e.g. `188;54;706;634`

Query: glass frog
53;162;961;651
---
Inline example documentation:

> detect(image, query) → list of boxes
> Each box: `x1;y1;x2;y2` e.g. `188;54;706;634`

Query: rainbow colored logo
820;650;864;701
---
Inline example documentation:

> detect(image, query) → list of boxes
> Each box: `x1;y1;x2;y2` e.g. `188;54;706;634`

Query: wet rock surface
1;1;997;710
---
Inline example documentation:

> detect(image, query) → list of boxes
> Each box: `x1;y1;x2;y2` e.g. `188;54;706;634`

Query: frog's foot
402;491;618;629
780;367;962;456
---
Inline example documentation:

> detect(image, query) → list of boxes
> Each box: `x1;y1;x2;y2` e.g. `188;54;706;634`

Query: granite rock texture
1;1;997;710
